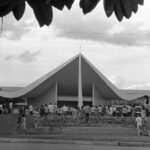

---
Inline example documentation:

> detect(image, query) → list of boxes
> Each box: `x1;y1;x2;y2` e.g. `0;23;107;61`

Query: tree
0;0;144;27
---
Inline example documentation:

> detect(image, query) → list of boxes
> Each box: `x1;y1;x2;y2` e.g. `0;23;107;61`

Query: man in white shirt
9;102;13;114
135;114;143;136
127;105;132;117
48;103;54;120
91;106;95;116
0;104;3;114
62;105;68;123
109;106;113;116
98;105;102;117
29;105;33;115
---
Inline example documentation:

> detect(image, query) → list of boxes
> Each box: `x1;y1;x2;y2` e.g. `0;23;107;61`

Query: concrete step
0;115;17;134
39;117;135;128
31;126;137;136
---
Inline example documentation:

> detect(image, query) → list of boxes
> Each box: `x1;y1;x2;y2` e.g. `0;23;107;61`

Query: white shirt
112;106;116;112
110;107;113;115
62;106;68;112
29;105;33;112
9;102;13;109
0;104;3;110
48;104;54;113
91;107;95;113
122;107;127;113
127;106;131;112
135;117;142;126
98;106;102;113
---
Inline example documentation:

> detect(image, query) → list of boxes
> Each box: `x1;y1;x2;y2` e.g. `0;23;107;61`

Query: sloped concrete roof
0;54;79;98
0;87;23;92
0;54;150;101
81;54;150;100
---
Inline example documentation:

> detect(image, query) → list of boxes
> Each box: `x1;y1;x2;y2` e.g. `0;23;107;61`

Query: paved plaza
0;143;150;150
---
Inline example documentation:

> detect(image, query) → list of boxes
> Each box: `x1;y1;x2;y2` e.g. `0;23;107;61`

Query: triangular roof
0;54;150;100
80;54;150;100
0;54;79;98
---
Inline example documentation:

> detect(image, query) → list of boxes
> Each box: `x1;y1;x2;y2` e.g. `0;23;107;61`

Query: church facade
0;54;150;108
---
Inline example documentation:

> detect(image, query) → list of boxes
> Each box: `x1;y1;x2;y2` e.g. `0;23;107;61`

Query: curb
0;138;150;147
118;141;150;147
0;138;118;146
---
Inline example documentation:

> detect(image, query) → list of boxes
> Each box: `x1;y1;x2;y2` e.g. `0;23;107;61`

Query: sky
0;0;150;90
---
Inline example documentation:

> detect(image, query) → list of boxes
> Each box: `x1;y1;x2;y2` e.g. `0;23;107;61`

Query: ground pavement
0;143;150;150
0;115;150;147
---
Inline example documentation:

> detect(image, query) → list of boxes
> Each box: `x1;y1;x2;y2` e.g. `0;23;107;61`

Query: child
135;113;142;136
21;114;27;134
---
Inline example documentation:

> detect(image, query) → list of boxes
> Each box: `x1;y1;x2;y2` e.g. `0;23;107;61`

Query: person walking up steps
135;113;143;136
21;114;27;134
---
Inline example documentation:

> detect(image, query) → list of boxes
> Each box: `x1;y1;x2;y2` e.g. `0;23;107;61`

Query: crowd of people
0;101;150;136
37;103;149;120
0;102;34;115
35;103;150;136
0;101;150;118
135;113;150;136
0;102;14;114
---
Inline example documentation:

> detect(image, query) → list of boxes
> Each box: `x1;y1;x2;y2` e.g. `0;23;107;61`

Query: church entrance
57;101;78;107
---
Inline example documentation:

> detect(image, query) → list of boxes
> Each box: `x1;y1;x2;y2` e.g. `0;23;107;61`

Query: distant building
0;54;150;107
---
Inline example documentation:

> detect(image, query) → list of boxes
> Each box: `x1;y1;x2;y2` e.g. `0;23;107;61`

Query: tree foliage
0;0;144;27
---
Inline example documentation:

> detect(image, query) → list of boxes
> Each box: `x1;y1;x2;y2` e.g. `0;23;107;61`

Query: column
78;54;83;108
92;83;95;106
55;82;58;105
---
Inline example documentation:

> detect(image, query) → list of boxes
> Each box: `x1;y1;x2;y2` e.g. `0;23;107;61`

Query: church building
0;54;150;107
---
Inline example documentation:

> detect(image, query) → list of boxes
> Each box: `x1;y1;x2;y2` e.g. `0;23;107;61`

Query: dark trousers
85;113;89;123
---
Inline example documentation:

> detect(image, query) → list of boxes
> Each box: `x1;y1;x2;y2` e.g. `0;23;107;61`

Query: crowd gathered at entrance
0;101;150;136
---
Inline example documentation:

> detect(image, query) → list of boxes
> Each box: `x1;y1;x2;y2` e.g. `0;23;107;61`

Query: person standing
29;104;33;115
135;114;143;136
83;104;91;124
40;105;45;120
44;104;49;120
109;106;113;116
48;103;54;120
72;107;79;126
21;114;27;134
148;115;150;136
62;105;68;123
143;115;149;136
112;105;116;116
143;115;150;136
0;103;3;114
79;106;85;124
9;102;13;114
127;105;132;117
98;105;102;118
94;106;99;123
54;103;57;117
122;106;127;117
14;113;22;134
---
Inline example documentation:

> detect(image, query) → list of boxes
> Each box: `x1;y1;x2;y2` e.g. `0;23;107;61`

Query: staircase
0;115;137;138
39;116;135;127
31;116;137;138
32;126;137;136
0;115;17;134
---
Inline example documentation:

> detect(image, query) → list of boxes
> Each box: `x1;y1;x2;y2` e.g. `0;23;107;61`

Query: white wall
29;83;56;108
93;84;110;106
